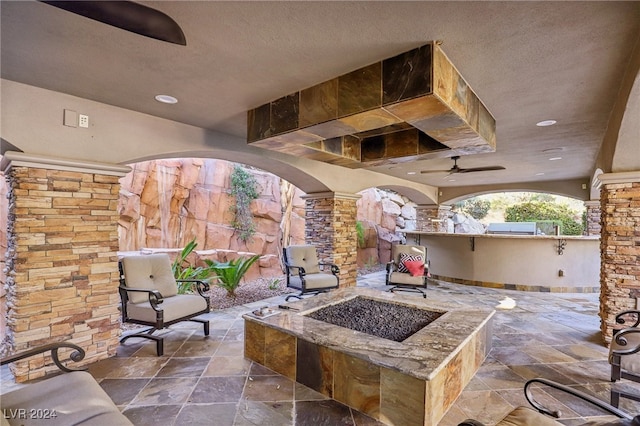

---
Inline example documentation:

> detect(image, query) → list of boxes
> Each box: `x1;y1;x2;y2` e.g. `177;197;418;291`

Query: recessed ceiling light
542;147;564;153
448;179;456;182
155;94;178;104
535;172;545;176
549;157;562;161
536;120;557;127
407;171;416;175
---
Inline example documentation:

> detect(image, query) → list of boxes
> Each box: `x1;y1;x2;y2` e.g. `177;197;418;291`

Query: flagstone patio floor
3;271;640;425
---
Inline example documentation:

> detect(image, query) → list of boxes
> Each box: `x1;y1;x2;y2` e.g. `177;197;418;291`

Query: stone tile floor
3;271;640;425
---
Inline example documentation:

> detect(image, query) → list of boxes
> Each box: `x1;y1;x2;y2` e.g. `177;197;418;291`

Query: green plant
505;201;584;235
267;277;281;290
171;239;213;294
229;165;259;242
204;254;261;297
455;198;491;220
355;221;365;248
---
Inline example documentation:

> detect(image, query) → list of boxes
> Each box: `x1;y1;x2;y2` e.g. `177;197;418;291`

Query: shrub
171;239;213;294
504;201;584;235
204;254;261;297
229;165;259;242
455;198;491;220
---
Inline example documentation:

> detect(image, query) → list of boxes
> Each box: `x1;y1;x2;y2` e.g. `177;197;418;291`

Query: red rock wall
118;158;306;277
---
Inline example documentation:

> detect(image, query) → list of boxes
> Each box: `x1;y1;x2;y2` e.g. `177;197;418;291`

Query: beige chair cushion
285;245;321;274
609;330;640;373
121;254;178;304
388;271;425;286
126;294;207;323
288;273;338;290
495;406;562;426
1;371;132;425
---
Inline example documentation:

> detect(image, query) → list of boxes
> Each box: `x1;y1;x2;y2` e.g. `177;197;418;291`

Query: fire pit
243;288;494;426
306;296;443;342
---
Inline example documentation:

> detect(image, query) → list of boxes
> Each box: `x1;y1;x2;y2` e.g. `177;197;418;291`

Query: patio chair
386;244;428;298
610;309;640;407
459;377;640;426
1;342;133;425
283;245;339;301
118;254;210;356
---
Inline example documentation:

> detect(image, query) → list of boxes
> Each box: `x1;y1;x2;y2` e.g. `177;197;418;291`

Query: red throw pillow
404;260;425;276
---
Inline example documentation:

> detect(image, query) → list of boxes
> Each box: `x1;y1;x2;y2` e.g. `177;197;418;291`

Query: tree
504;201;584;235
455;198;491;220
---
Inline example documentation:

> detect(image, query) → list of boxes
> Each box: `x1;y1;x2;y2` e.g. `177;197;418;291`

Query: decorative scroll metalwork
556;239;567;255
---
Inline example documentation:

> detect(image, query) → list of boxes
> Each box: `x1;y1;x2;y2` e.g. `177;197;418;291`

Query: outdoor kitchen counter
405;232;600;292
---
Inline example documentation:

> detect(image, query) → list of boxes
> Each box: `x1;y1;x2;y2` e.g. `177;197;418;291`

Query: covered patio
3;272;639;425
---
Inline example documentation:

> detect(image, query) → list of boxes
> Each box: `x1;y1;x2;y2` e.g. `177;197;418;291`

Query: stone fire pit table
243;287;494;426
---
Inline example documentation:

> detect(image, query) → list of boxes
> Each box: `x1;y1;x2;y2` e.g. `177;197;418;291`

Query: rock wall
356;188;415;266
118;159;306;278
117;159;411;276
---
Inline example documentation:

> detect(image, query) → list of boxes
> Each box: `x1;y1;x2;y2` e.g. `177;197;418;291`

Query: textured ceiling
1;1;639;189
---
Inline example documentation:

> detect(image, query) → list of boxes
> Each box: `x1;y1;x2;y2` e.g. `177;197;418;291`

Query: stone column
584;200;602;236
0;152;130;381
415;204;452;232
598;172;640;343
302;192;360;287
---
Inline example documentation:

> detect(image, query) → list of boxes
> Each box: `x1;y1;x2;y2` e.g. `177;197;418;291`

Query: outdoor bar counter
405;232;600;292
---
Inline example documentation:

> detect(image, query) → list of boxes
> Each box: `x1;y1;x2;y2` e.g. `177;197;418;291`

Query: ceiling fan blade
420;169;453;174
457;166;506;173
40;1;187;45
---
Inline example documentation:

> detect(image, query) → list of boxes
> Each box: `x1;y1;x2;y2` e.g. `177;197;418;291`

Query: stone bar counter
406;232;600;292
243;287;494;426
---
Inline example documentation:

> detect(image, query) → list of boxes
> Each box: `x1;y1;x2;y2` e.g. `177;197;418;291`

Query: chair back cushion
392;245;426;272
285;245;321;274
121;254;178;304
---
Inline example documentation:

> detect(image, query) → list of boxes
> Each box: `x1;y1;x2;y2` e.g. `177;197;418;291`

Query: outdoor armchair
118;253;210;356
610;309;640;407
386;244;428;298
283;245;339;301
459;378;640;426
1;342;132;425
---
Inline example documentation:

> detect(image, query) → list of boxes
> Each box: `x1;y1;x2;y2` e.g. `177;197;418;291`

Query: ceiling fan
40;1;186;45
420;156;505;176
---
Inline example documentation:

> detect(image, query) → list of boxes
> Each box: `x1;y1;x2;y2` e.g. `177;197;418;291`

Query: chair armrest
616;310;640;329
612;328;640;356
386;261;396;273
176;279;210;296
318;262;340;275
524;378;634;420
118;285;164;309
1;342;87;373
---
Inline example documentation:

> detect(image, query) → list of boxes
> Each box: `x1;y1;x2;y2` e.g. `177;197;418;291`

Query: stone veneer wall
304;194;359;287
599;182;640;343
4;166;121;381
415;205;452;232
585;200;602;236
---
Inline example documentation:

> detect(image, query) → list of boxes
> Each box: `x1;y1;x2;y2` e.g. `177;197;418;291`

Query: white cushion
285;245;321;274
288;273;338;290
121;254;178;304
126;294;207;323
1;371;132;425
610;329;640;373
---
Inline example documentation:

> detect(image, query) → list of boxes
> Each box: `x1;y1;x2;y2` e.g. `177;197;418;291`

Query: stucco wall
407;232;600;290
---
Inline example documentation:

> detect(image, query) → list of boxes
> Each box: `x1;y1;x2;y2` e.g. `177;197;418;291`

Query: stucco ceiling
1;1;639;190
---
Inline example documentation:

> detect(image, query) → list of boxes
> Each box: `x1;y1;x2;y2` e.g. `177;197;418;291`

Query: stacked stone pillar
584;200;602;236
415;204;452;232
598;173;640;343
1;153;129;381
302;192;360;287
